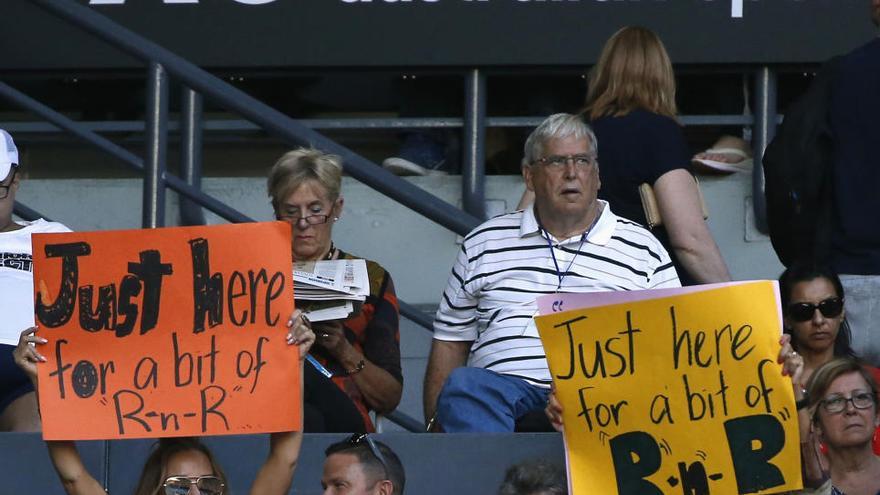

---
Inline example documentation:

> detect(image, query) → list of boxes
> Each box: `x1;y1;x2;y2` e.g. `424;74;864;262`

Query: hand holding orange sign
31;222;301;441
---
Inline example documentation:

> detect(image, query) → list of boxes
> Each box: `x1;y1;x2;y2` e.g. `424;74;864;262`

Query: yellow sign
536;281;801;495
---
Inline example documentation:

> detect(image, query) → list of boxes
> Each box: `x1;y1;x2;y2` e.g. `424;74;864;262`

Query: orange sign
32;222;300;440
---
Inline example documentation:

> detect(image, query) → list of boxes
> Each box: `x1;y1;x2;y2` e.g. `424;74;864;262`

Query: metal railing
4;0;494;432
5;0;781;431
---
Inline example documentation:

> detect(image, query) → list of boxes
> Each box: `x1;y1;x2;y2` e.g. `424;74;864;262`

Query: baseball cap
1;129;20;182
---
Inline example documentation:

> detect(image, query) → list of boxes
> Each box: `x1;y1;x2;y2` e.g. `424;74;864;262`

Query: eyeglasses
786;297;844;322
348;433;390;479
163;475;224;495
279;213;330;226
532;153;596;169
819;391;876;414
0;173;15;200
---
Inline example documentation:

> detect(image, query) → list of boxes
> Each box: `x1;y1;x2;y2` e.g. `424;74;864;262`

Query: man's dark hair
498;459;567;495
325;436;406;495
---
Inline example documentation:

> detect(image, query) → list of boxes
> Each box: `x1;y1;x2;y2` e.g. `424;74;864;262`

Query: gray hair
267;147;343;211
522;113;597;167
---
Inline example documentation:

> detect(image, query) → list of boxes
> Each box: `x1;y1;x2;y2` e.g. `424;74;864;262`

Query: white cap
0;129;19;182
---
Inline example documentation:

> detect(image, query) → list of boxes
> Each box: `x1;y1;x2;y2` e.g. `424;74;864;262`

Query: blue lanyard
543;231;587;291
540;207;601;291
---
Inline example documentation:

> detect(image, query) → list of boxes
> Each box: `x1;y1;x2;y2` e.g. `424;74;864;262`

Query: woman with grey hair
797;358;880;494
268;148;402;433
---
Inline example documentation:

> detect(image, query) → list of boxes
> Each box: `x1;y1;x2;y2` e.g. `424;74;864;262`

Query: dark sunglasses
348;433;390;479
163;475;224;495
786;297;844;322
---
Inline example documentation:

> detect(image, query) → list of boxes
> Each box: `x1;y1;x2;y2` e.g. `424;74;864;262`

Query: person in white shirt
0;128;71;431
423;114;681;432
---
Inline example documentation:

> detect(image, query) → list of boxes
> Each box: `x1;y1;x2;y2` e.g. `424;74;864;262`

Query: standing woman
0;129;70;432
585;26;730;285
268;148;403;433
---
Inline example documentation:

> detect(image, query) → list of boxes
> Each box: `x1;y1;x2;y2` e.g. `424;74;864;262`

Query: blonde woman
585;26;729;285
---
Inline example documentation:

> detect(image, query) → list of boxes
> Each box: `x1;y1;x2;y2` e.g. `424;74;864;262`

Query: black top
830;37;880;275
591;109;695;284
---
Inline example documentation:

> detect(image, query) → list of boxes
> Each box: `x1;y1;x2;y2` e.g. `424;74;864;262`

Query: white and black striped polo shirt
433;201;680;387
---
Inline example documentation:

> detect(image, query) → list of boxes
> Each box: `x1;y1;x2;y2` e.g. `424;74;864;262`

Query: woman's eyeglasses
819;391;876;414
348;433;390;478
0;182;13;200
163;475;224;495
278;213;330;226
786;297;844;322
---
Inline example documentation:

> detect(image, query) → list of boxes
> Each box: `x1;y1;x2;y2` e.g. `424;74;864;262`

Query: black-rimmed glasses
819;391;876;414
348;433;390;479
531;153;596;169
163;475;225;495
786;297;844;322
0;178;14;200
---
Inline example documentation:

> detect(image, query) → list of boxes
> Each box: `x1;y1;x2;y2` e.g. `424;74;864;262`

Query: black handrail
32;0;481;237
13;203;49;222
0;81;253;223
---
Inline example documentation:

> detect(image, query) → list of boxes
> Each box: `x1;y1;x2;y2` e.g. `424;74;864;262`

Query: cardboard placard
536;281;802;495
32;222;300;440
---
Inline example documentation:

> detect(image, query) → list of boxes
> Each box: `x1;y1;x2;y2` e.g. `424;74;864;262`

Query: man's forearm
422;339;471;425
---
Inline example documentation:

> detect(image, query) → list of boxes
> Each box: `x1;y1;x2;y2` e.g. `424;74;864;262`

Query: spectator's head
806;357;879;452
135;437;227;495
497;460;567;495
779;262;855;359
522;113;600;236
585;26;677;120
267;148;344;261
0;129;21;224
322;434;405;495
872;0;880;26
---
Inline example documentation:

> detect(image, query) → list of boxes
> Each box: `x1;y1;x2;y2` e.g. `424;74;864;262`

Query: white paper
0;271;36;346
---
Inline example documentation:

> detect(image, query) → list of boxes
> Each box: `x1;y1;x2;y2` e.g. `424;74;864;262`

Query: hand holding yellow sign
536;281;801;495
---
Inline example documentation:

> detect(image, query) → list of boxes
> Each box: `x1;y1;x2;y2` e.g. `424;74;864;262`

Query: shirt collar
520;200;616;246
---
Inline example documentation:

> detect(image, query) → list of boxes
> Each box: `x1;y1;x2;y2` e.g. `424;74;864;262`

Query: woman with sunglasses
779;262;880;397
12;311;315;495
779;263;880;488
0;129;71;432
796;358;880;494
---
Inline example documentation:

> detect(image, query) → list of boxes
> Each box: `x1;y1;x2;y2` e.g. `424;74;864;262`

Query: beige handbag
638;177;709;229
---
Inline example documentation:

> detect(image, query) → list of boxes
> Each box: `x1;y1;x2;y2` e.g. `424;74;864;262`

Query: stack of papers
293;259;369;322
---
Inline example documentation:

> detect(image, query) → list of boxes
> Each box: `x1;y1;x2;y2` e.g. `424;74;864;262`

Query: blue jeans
840;275;880;365
436;367;549;432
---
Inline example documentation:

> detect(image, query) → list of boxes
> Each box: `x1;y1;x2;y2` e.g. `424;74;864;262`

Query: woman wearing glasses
583;26;729;285
797;358;880;494
268;148;402;433
0;129;70;432
779;263;880;490
780;262;880;390
13;314;315;495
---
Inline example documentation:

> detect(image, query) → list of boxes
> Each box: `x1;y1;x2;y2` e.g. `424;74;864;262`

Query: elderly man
321;434;406;495
423;113;680;432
